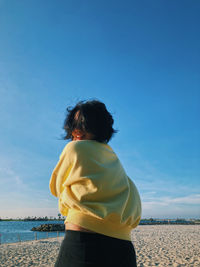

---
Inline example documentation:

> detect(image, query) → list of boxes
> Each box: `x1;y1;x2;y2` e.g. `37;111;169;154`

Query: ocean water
0;220;65;244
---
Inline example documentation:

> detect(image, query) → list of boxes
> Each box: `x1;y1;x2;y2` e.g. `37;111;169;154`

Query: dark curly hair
63;100;117;143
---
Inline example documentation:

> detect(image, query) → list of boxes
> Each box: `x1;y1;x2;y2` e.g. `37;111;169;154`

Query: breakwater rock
31;224;65;232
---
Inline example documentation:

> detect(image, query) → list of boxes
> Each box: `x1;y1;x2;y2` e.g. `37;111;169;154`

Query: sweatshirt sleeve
49;143;72;198
127;176;142;227
49;141;97;217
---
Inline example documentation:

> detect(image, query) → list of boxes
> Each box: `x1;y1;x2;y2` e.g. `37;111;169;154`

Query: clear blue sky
0;0;199;219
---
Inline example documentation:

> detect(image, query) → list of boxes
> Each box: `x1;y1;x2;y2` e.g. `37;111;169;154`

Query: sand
0;225;199;267
133;225;200;267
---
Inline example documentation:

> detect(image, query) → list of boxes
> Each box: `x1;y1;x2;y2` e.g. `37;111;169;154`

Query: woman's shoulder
63;140;98;153
63;140;112;157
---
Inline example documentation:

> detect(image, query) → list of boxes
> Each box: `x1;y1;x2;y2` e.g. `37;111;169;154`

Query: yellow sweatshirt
49;140;141;241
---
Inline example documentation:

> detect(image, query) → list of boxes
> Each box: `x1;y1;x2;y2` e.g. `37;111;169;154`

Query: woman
50;100;141;267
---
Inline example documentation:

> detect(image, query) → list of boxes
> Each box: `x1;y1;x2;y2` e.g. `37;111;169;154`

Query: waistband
65;230;131;245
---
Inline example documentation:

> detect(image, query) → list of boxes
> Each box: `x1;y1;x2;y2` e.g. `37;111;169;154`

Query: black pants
54;230;137;267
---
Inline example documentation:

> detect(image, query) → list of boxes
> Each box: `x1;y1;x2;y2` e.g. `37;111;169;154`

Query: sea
0;220;65;244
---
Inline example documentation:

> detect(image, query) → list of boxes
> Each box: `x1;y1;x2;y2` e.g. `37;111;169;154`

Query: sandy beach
0;225;199;267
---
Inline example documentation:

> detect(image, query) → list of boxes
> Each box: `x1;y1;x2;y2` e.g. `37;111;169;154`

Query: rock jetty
31;224;65;232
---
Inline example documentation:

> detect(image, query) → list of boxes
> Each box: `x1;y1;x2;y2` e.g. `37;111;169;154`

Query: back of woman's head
63;100;117;143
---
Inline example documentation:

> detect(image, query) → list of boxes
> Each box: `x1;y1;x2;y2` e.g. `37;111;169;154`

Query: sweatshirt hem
64;210;132;241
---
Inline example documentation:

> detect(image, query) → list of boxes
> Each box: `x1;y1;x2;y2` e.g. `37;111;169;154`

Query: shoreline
0;235;62;246
1;223;200;245
0;236;62;246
